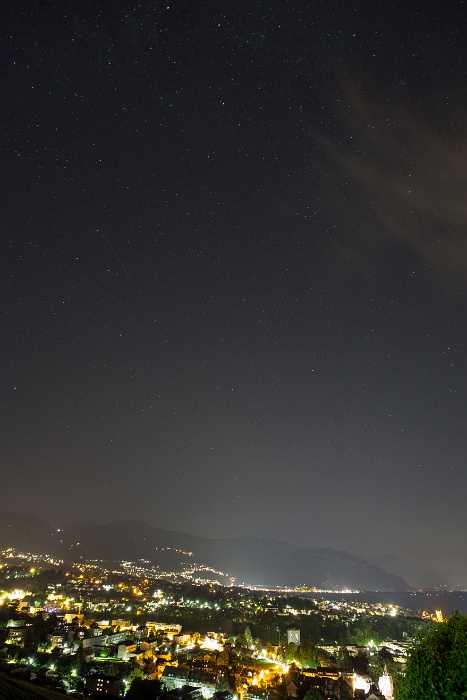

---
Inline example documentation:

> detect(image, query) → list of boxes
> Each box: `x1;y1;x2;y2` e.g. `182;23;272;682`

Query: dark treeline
155;607;426;644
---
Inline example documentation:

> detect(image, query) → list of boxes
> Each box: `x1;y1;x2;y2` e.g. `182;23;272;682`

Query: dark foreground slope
0;672;67;700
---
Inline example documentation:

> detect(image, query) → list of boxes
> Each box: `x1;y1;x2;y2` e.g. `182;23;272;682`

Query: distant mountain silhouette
0;511;408;591
0;511;54;551
368;553;454;590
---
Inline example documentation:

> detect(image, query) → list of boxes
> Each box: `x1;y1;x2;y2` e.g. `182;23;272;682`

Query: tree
398;611;467;700
315;647;330;666
303;689;322;700
353;649;369;676
127;679;166;700
235;633;246;648
339;679;353;699
50;645;62;662
143;656;157;676
337;647;353;671
128;665;145;683
216;675;231;692
75;644;86;674
23;624;40;654
368;646;395;681
285;642;298;663
299;642;317;668
217;650;229;667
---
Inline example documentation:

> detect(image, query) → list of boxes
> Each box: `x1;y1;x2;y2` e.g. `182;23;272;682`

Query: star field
2;0;467;580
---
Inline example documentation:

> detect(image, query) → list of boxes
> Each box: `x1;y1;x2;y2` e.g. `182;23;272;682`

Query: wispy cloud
328;87;467;292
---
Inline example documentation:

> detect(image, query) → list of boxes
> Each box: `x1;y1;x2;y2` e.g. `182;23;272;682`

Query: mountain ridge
367;553;455;590
0;511;409;591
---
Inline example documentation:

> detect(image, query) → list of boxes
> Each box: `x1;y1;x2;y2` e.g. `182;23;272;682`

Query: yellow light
7;589;30;600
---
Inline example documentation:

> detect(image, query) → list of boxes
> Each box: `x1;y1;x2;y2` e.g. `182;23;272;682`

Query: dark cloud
329;88;467;292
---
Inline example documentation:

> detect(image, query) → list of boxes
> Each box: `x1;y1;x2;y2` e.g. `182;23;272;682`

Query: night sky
2;1;467;577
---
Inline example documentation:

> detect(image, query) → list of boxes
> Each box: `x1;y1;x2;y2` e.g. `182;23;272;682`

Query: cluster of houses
0;583;401;700
2;609;396;699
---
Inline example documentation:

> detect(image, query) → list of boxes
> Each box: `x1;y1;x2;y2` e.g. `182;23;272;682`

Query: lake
308;590;467;616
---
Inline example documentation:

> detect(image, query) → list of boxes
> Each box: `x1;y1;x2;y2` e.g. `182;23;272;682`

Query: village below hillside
0;548;437;699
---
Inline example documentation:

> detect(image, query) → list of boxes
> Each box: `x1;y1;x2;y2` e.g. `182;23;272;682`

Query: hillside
0;672;68;700
0;511;409;591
